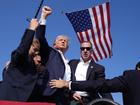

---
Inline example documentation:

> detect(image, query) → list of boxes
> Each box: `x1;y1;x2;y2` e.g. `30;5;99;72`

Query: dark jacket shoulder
69;59;79;65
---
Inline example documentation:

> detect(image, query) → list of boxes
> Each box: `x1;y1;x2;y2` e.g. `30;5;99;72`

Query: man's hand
72;93;82;101
41;6;52;19
49;79;69;88
29;19;39;30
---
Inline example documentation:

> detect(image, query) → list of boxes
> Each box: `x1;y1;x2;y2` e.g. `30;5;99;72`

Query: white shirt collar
80;58;91;65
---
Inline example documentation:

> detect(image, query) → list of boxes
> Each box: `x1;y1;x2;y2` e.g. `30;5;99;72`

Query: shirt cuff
28;28;35;31
68;81;72;90
39;18;46;25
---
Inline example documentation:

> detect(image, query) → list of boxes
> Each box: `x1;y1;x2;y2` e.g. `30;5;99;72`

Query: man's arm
49;79;70;88
11;19;38;66
71;76;127;93
94;65;113;100
49;75;127;93
36;5;52;41
35;6;52;65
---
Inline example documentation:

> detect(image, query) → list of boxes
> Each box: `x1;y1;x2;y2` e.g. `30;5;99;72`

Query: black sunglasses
80;47;91;51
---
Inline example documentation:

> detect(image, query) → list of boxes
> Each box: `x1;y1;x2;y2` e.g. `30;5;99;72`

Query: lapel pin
90;66;93;69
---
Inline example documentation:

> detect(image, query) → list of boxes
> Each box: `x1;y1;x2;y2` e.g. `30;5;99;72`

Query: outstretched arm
49;75;127;93
49;79;69;88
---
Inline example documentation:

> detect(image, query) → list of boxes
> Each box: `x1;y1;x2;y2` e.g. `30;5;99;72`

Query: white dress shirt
75;58;91;96
58;50;71;81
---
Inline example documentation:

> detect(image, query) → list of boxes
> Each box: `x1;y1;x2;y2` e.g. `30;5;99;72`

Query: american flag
66;2;112;62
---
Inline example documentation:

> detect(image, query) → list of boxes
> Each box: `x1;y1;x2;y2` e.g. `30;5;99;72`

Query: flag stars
66;2;112;61
66;9;92;32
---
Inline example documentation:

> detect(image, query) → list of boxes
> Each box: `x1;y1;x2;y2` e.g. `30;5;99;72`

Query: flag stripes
66;2;112;62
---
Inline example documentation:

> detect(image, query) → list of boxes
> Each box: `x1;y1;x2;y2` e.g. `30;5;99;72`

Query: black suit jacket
36;25;65;96
36;25;70;105
0;29;38;101
71;70;140;105
69;59;113;100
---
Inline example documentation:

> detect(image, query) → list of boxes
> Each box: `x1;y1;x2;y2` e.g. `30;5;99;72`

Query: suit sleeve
94;65;113;100
36;25;50;65
11;29;35;66
71;73;128;93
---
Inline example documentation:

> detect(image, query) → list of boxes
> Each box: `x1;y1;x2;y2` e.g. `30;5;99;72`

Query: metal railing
87;98;120;105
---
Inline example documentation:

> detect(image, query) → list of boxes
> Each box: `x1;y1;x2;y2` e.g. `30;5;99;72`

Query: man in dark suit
68;41;113;105
0;19;48;101
36;6;71;105
50;62;140;105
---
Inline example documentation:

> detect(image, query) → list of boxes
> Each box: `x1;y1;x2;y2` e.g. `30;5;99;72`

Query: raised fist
41;6;52;19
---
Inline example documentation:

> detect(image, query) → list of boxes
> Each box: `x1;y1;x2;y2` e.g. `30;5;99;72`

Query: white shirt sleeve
69;81;72;90
39;18;46;25
39;13;46;25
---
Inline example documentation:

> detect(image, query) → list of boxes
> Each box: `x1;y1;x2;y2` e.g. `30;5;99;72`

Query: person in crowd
68;41;113;105
135;61;140;70
36;6;71;105
0;19;48;102
50;61;140;105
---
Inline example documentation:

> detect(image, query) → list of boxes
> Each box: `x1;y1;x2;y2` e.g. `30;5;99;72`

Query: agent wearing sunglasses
67;41;113;105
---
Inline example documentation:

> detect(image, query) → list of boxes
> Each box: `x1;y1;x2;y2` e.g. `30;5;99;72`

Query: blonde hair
53;35;69;46
32;37;40;50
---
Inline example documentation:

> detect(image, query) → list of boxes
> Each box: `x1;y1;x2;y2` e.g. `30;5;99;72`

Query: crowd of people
0;5;140;105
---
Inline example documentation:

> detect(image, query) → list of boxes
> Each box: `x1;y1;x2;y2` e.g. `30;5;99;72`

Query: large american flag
66;2;112;62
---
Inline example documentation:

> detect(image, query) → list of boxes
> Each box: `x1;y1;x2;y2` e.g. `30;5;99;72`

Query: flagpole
34;0;45;18
26;0;45;22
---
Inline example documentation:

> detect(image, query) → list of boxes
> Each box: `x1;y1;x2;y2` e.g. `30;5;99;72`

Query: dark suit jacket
71;70;140;105
36;25;70;105
0;29;38;101
69;59;113;100
36;25;65;95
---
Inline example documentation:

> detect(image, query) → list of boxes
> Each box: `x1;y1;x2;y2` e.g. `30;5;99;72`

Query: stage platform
0;101;55;105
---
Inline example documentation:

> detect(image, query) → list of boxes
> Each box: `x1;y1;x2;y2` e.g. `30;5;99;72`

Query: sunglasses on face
80;47;91;51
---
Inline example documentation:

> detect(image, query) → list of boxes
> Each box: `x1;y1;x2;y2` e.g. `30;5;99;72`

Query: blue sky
0;0;140;104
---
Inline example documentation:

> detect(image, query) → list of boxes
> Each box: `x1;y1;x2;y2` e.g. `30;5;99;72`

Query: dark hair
135;61;140;70
80;41;93;48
